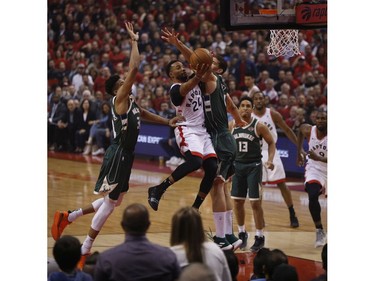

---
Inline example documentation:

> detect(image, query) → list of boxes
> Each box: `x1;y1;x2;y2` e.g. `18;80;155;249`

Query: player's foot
238;231;248;250
147;186;165;211
225;234;243;251
290;216;299;228
51;210;71;241
213;236;233;251
77;254;90;270
250;236;265;252
315;229;326;248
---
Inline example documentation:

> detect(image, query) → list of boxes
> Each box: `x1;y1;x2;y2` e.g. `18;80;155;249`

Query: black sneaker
290;216;299;228
238;231;248;250
250;236;265;252
213;236;233;251
147;186;164;211
225;234;243;251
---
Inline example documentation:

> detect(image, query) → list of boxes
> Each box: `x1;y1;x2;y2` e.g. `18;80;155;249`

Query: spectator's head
265;249;289;278
272;264;299;281
278;94;289;106
244;72;256;88
53;235;82;273
170;207;205;263
121;203;150;236
66;99;76;112
177;263;215;281
322;243;327;271
253;247;271;278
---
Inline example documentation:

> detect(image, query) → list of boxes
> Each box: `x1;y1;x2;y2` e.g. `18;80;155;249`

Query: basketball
189;48;213;70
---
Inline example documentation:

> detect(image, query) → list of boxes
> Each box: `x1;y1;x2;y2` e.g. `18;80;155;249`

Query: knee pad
305;182;322;201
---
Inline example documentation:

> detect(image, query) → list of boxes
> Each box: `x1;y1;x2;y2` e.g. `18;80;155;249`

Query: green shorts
211;130;236;180
231;161;262;199
94;144;135;200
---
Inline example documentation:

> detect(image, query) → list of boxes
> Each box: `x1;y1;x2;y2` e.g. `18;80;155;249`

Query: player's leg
305;181;326;247
276;181;299;227
192;156;217;209
148;150;203;211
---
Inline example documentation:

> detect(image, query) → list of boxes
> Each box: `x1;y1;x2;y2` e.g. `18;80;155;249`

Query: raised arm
140;108;185;127
115;22;140;113
258;122;276;170
161;28;193;61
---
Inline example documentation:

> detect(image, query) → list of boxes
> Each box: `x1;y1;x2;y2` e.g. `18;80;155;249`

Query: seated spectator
250;247;271;280
310;243;327;281
84;101;112;155
272;264;299;281
48;90;67;151
177;263;216;281
94;203;181;281
276;94;290;120
264;249;289;280
48;235;93;281
291;107;306;132
170;206;232;281
223;249;239;281
74;98;97;153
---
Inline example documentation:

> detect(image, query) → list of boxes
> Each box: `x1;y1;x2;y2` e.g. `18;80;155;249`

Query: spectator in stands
240;71;260;98
292;107;306;132
264;78;279;105
250;247;271;280
71;63;93;96
311;243;327;281
74;98;96;153
94;67;111;96
274;70;286;93
170;206;232;281
61;98;79;152
276;94;290;120
49;235;93;281
84;101;112;156
48;89;67;151
293;56;312;83
177;263;215;281
264;249;289;280
94;203;181;281
272;264;299;281
233;48;257;88
223;250;239;281
266;56;280;80
285;71;300;93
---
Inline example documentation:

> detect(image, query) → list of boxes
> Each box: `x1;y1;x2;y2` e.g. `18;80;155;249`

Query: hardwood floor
47;152;327;281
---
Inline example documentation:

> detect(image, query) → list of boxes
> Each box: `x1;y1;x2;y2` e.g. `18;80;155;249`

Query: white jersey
252;108;278;150
170;83;205;127
306;126;327;175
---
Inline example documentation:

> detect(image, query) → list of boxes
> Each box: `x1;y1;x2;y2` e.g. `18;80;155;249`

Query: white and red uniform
170;83;216;159
252;108;286;184
305;126;327;191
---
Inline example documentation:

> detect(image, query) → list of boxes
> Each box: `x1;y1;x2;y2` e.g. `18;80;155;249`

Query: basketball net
267;29;301;57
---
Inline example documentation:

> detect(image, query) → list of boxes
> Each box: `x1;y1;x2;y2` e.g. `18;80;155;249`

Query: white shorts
261;149;286;184
175;125;217;159
305;164;327;188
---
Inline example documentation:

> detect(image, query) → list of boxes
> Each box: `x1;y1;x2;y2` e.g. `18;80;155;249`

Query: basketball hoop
267;29;301;57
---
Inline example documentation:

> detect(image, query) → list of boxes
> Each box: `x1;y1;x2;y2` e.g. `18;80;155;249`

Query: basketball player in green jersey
51;22;183;267
161;27;247;250
230;97;276;252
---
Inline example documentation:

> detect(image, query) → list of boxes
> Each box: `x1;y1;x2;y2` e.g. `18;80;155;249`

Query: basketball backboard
220;0;327;30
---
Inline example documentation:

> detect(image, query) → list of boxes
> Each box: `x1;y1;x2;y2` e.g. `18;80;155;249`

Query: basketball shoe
315;229;326;248
290;215;299;228
250;236;265;252
148;186;165;211
51;210;71;241
213;236;233;251
238;231;248;250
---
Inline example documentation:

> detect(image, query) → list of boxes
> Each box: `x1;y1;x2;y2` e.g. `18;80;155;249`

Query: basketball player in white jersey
297;110;327;247
252;91;300;227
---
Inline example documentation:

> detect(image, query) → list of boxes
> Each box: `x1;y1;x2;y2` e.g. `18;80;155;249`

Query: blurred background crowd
47;0;327;156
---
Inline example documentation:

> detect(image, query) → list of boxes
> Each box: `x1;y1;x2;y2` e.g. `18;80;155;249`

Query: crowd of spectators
47;0;327;155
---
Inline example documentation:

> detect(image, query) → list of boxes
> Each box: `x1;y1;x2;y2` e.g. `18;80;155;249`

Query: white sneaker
92;148;105;156
176;158;186;165
315;229;326;248
83;144;92;155
166;156;179;165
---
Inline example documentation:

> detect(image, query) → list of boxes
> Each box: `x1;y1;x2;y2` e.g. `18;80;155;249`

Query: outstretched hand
125;21;139;41
161;27;179;45
194;63;211;79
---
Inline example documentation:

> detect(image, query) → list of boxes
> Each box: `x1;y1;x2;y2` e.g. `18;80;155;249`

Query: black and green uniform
201;74;236;180
231;118;263;199
94;95;141;200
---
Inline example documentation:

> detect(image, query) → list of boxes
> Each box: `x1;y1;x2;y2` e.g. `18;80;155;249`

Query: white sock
213;212;226;238
255;229;264;237
224;210;234;235
238;225;245;233
68;208;83;222
81;235;94;255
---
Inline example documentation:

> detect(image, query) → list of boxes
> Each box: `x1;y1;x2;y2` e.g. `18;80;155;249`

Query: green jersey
232;118;262;163
111;95;141;151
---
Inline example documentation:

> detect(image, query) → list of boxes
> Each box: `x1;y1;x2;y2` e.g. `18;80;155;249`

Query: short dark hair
272;264;299;281
105;75;120;96
239;96;253;106
165;60;179;78
215;54;227;74
121;203;150;235
53;235;82;272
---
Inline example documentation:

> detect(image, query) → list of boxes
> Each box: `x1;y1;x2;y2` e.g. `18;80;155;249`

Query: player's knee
305;182;321;201
202;157;218;176
185;151;203;171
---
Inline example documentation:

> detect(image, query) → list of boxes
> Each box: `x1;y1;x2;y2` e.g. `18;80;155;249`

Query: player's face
113;79;125;95
315;112;327;131
239;100;253;119
252;93;265;110
211;57;219;73
170;62;188;82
